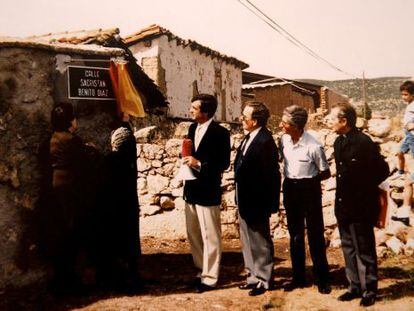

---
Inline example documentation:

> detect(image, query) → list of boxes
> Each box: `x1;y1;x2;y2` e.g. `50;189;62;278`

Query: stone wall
0;47;57;290
0;42;124;291
137;119;414;258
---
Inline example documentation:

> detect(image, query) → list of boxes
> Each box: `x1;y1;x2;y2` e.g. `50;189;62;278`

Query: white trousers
185;203;222;286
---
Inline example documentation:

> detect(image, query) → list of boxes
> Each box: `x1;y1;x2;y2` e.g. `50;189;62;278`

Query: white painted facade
129;36;244;122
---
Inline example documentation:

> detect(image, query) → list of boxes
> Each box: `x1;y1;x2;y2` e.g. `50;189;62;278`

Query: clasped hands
182;156;201;169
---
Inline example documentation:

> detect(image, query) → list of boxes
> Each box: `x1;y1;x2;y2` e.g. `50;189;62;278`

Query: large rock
385;236;404;254
160;196;175;210
174;122;192;138
147;175;169;194
171;187;183;197
221;209;238;224
134;126;159;143
368;118;392;138
222;224;239;239
222;190;236;208
140;210;187;239
142;144;165;160
322;190;335;208
174;197;186;211
323;178;336;191
404;238;414;256
140;205;161;217
375;229;390;246
165;139;183;157
137;158;151;172
270;213;280;230
323;205;337;227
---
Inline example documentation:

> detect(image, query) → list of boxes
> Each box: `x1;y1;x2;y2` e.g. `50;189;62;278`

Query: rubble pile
136;118;414;258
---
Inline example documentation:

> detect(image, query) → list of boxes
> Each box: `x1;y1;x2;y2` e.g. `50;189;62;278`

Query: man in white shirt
183;94;230;293
279;105;331;294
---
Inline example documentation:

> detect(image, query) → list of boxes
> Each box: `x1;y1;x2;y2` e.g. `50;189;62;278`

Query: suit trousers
238;212;274;289
338;222;378;294
185;203;222;286
283;178;329;284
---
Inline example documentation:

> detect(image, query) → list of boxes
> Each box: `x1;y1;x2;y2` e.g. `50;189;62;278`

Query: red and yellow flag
110;61;146;118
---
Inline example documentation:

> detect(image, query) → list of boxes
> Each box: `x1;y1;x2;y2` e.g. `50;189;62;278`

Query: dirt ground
3;237;414;311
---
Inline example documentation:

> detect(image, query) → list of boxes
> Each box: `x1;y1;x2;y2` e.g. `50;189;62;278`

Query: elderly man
235;101;280;296
279;105;331;294
183;94;231;293
330;103;389;307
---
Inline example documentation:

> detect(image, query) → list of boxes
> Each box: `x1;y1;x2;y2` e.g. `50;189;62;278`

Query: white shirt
195;118;213;151
241;127;261;155
403;101;414;127
280;131;329;179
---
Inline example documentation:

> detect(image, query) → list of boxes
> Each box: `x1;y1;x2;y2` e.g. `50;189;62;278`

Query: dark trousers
338;222;377;294
283;178;329;284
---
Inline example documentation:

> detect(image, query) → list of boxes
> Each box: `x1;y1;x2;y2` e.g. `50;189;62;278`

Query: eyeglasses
239;115;252;121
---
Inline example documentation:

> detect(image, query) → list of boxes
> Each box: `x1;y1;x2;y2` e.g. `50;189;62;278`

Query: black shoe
391;216;410;226
284;280;306;292
317;283;332;294
337;290;361;301
195;283;215;293
188;277;201;288
239;282;257;290
360;292;376;307
248;283;266;296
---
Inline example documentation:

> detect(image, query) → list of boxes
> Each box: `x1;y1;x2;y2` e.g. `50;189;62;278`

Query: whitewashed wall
130;36;243;122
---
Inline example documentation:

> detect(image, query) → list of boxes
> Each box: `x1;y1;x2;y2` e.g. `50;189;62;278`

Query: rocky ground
3;237;413;311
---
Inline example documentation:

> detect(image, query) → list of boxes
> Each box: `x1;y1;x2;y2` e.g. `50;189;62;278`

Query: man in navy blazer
183;94;231;293
234;101;280;296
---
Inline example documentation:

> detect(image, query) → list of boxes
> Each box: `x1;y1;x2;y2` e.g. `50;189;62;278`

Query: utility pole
361;71;368;119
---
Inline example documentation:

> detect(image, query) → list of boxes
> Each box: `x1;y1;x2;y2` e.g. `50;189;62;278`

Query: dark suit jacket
234;127;281;221
183;121;231;206
334;128;389;224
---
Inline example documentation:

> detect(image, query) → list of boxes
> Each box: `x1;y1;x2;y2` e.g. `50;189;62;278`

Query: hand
183;156;200;169
407;122;414;131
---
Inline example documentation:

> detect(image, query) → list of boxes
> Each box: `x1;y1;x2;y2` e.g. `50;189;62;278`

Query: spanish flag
110;61;146;118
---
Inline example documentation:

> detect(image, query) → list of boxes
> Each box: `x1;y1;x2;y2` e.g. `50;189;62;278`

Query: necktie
195;126;202;151
240;133;250;155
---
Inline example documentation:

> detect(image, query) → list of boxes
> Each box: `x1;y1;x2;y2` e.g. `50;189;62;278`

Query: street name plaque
67;65;115;100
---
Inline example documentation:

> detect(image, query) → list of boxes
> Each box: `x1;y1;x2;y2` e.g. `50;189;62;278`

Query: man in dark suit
183;94;231;293
330;103;389;307
234;101;280;296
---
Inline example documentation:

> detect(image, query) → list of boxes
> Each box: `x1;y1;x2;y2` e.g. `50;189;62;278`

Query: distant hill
300;76;411;116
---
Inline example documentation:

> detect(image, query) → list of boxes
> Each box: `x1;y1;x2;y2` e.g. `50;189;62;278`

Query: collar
196;118;213;130
286;131;307;146
246;127;262;140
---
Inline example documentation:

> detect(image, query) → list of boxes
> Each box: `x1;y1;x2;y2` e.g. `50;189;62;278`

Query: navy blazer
183;121;231;206
235;127;281;221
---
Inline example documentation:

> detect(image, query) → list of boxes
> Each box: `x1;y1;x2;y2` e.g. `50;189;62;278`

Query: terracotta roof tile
26;28;120;45
124;24;249;69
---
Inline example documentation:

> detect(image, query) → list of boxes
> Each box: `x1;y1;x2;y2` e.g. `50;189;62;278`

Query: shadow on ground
2;242;414;310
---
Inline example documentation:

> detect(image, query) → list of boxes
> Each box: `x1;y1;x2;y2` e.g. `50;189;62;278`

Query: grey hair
111;127;132;151
283;105;308;129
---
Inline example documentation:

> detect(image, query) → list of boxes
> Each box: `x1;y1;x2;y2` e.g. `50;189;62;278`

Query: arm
313;145;331;181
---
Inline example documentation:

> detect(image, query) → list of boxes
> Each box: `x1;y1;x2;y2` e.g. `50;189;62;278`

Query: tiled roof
26;28;120;45
124;24;249;69
0;37;124;56
242;82;289;89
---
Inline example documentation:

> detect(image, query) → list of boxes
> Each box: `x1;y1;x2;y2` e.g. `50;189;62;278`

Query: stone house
0;37;130;292
242;71;349;117
124;24;249;122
